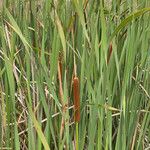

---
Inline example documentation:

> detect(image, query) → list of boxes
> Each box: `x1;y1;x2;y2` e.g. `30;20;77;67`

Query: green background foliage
0;0;150;149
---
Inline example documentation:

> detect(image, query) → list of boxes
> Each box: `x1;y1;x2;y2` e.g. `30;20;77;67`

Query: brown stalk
57;59;65;140
58;59;64;105
83;0;89;10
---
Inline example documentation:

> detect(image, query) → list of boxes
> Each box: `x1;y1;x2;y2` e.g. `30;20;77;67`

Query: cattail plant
73;76;80;150
73;76;80;123
72;43;80;150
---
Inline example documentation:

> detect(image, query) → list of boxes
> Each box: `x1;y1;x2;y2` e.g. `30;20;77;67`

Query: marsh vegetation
0;0;150;149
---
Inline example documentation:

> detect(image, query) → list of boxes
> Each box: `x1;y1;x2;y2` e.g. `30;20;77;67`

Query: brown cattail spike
73;77;80;123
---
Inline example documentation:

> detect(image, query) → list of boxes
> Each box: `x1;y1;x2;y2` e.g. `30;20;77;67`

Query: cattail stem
58;60;65;140
75;123;79;150
58;61;64;105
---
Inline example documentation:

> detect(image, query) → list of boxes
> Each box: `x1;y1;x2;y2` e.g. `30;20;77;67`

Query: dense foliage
0;0;150;149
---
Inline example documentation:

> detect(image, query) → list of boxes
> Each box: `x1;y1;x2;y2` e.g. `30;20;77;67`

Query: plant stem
76;123;79;150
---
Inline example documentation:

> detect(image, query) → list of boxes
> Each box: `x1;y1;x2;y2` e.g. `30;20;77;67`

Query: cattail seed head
73;77;80;123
